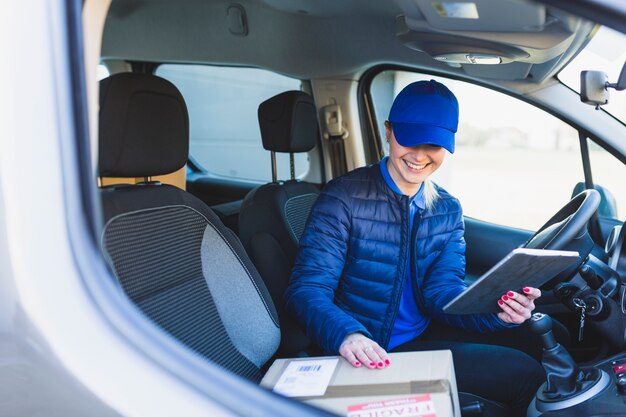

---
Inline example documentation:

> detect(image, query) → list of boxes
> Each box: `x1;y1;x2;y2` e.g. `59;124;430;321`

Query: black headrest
99;73;189;177
258;91;318;153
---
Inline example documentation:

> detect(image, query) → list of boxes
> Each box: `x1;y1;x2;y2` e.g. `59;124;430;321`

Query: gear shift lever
530;312;558;350
529;313;582;399
528;313;610;416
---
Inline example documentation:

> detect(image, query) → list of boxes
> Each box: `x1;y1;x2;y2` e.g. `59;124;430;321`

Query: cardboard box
261;350;460;417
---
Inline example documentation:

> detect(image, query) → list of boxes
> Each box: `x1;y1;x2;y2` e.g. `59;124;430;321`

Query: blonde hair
384;120;440;210
422;179;440;210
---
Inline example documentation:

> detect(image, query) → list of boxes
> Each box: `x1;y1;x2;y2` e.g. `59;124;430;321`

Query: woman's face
386;125;446;196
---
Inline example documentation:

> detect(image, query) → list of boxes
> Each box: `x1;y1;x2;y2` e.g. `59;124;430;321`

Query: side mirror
580;60;626;108
581;71;609;106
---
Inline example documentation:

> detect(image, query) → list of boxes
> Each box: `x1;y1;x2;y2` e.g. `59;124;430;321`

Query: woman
284;80;545;416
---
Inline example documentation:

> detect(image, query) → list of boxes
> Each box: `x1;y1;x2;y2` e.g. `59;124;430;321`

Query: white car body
1;0;625;416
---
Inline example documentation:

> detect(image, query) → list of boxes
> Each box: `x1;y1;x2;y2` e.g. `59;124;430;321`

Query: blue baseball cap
388;80;459;153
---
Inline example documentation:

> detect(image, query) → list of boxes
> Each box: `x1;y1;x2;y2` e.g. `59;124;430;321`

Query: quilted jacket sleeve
284;182;372;354
421;202;515;332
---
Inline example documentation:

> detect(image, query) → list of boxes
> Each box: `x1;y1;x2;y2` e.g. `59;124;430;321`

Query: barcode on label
297;365;322;372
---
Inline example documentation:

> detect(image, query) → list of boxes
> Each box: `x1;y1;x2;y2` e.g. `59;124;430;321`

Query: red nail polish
370;362;375;367
507;291;514;297
355;361;361;367
378;362;384;368
498;300;504;305
385;359;390;365
502;295;509;301
523;287;530;293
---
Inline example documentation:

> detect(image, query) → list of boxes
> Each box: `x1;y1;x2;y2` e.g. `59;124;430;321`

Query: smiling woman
285;80;545;417
384;132;446;198
383;80;457;199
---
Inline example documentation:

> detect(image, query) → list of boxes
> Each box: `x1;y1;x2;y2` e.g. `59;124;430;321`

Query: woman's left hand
497;287;541;324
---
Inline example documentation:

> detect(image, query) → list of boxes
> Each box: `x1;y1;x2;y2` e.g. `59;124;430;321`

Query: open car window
370;70;626;229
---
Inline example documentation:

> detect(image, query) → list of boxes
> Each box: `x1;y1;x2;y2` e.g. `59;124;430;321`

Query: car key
573;297;586;342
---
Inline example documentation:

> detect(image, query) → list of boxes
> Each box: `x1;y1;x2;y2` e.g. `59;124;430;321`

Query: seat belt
322;104;349;178
579;131;604;246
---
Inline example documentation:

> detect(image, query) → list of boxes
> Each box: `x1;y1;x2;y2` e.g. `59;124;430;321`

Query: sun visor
397;29;531;65
408;0;547;32
395;0;581;79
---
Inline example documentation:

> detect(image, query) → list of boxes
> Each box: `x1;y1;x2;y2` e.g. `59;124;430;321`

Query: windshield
558;26;626;124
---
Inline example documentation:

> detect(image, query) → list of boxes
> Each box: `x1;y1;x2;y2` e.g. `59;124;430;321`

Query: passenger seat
98;73;280;382
239;91;320;356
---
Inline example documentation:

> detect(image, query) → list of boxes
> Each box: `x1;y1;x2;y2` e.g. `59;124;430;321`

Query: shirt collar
380;157;425;210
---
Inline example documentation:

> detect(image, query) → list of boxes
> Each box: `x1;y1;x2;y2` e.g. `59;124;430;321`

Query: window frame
358;65;626;232
359;65;626;167
154;62;324;185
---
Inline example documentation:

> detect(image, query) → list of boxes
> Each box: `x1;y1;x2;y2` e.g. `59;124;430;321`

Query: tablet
443;248;580;315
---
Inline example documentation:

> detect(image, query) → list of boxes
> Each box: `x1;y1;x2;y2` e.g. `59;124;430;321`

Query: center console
527;313;626;416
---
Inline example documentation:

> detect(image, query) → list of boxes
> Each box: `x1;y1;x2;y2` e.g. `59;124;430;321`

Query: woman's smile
403;159;430;172
385;130;445;196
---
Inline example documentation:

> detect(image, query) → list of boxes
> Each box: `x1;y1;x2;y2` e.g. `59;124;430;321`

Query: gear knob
529;312;558;350
530;312;552;333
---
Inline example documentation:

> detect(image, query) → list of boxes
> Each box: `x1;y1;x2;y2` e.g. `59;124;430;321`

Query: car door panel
464;216;531;282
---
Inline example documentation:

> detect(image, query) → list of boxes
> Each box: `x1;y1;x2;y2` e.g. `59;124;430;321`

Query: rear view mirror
581;61;626;109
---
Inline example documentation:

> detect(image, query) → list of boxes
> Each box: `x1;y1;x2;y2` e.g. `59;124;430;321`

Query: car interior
92;0;626;415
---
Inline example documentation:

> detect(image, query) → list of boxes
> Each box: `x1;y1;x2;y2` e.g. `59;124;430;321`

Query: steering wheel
523;189;600;252
522;189;601;289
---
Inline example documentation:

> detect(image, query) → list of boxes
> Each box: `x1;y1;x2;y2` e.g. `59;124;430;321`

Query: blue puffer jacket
284;163;510;354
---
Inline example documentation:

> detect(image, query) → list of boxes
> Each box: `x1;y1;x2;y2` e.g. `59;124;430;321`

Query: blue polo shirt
380;157;430;350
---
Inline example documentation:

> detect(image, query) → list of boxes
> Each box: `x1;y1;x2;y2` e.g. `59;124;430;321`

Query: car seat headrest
258;91;318;153
98;73;189;177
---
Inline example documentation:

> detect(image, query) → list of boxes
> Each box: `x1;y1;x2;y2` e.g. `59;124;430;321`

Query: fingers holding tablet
497;287;542;324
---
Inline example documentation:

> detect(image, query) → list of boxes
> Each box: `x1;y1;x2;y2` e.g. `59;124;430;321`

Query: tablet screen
443;248;580;315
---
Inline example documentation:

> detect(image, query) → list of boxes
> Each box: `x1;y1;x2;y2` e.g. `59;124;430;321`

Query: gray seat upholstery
98;73;280;382
239;91;320;356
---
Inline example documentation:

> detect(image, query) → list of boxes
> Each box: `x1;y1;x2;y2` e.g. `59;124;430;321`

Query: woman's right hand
339;333;390;369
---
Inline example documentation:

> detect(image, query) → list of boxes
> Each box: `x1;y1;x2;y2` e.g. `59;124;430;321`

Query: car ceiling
101;0;597;84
